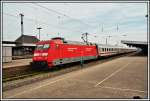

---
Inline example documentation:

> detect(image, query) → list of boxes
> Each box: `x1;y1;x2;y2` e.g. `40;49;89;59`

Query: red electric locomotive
32;37;98;68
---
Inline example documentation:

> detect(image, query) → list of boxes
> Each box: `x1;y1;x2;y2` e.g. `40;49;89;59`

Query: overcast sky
3;2;147;45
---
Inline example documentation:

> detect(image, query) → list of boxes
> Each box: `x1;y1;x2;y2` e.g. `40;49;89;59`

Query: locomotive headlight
34;53;39;56
42;53;48;56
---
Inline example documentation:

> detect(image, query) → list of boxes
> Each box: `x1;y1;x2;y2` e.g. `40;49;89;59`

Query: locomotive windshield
36;44;50;50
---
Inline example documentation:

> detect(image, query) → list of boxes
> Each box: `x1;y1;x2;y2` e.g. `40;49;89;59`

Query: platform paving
3;55;148;99
3;59;32;68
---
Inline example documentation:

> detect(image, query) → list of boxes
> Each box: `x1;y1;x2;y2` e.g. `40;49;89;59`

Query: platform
3;58;32;69
3;55;148;99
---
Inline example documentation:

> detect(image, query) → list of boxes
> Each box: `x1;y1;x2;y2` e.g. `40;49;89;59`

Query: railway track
2;51;139;83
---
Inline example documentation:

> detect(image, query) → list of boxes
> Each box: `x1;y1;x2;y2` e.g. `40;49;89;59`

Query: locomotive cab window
43;44;50;49
36;45;43;50
36;44;50;50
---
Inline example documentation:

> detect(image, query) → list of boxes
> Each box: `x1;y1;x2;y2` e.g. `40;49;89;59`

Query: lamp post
145;14;148;42
37;27;42;40
19;13;24;43
58;16;60;36
105;37;107;45
105;35;112;45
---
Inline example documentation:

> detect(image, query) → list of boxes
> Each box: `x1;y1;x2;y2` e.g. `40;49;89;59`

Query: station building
2;35;39;62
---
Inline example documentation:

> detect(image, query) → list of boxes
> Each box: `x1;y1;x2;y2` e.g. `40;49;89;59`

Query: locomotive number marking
86;48;92;51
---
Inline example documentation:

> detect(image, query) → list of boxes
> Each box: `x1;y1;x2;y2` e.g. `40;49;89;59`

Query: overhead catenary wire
3;12;83;34
5;4;118;35
27;4;84;33
3;5;122;43
32;3;95;28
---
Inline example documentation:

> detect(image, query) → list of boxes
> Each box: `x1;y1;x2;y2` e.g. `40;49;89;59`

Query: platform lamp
145;14;148;18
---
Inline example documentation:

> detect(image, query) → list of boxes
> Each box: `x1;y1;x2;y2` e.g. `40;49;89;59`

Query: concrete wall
3;46;12;63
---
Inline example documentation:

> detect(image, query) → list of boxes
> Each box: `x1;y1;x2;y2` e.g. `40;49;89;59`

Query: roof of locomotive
36;40;51;44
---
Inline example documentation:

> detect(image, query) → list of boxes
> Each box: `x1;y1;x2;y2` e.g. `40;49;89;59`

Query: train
31;37;137;68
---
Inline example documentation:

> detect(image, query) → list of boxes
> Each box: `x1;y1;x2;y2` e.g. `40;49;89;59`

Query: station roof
15;35;39;44
121;40;148;47
2;41;17;47
121;40;148;54
2;35;39;47
121;40;147;45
